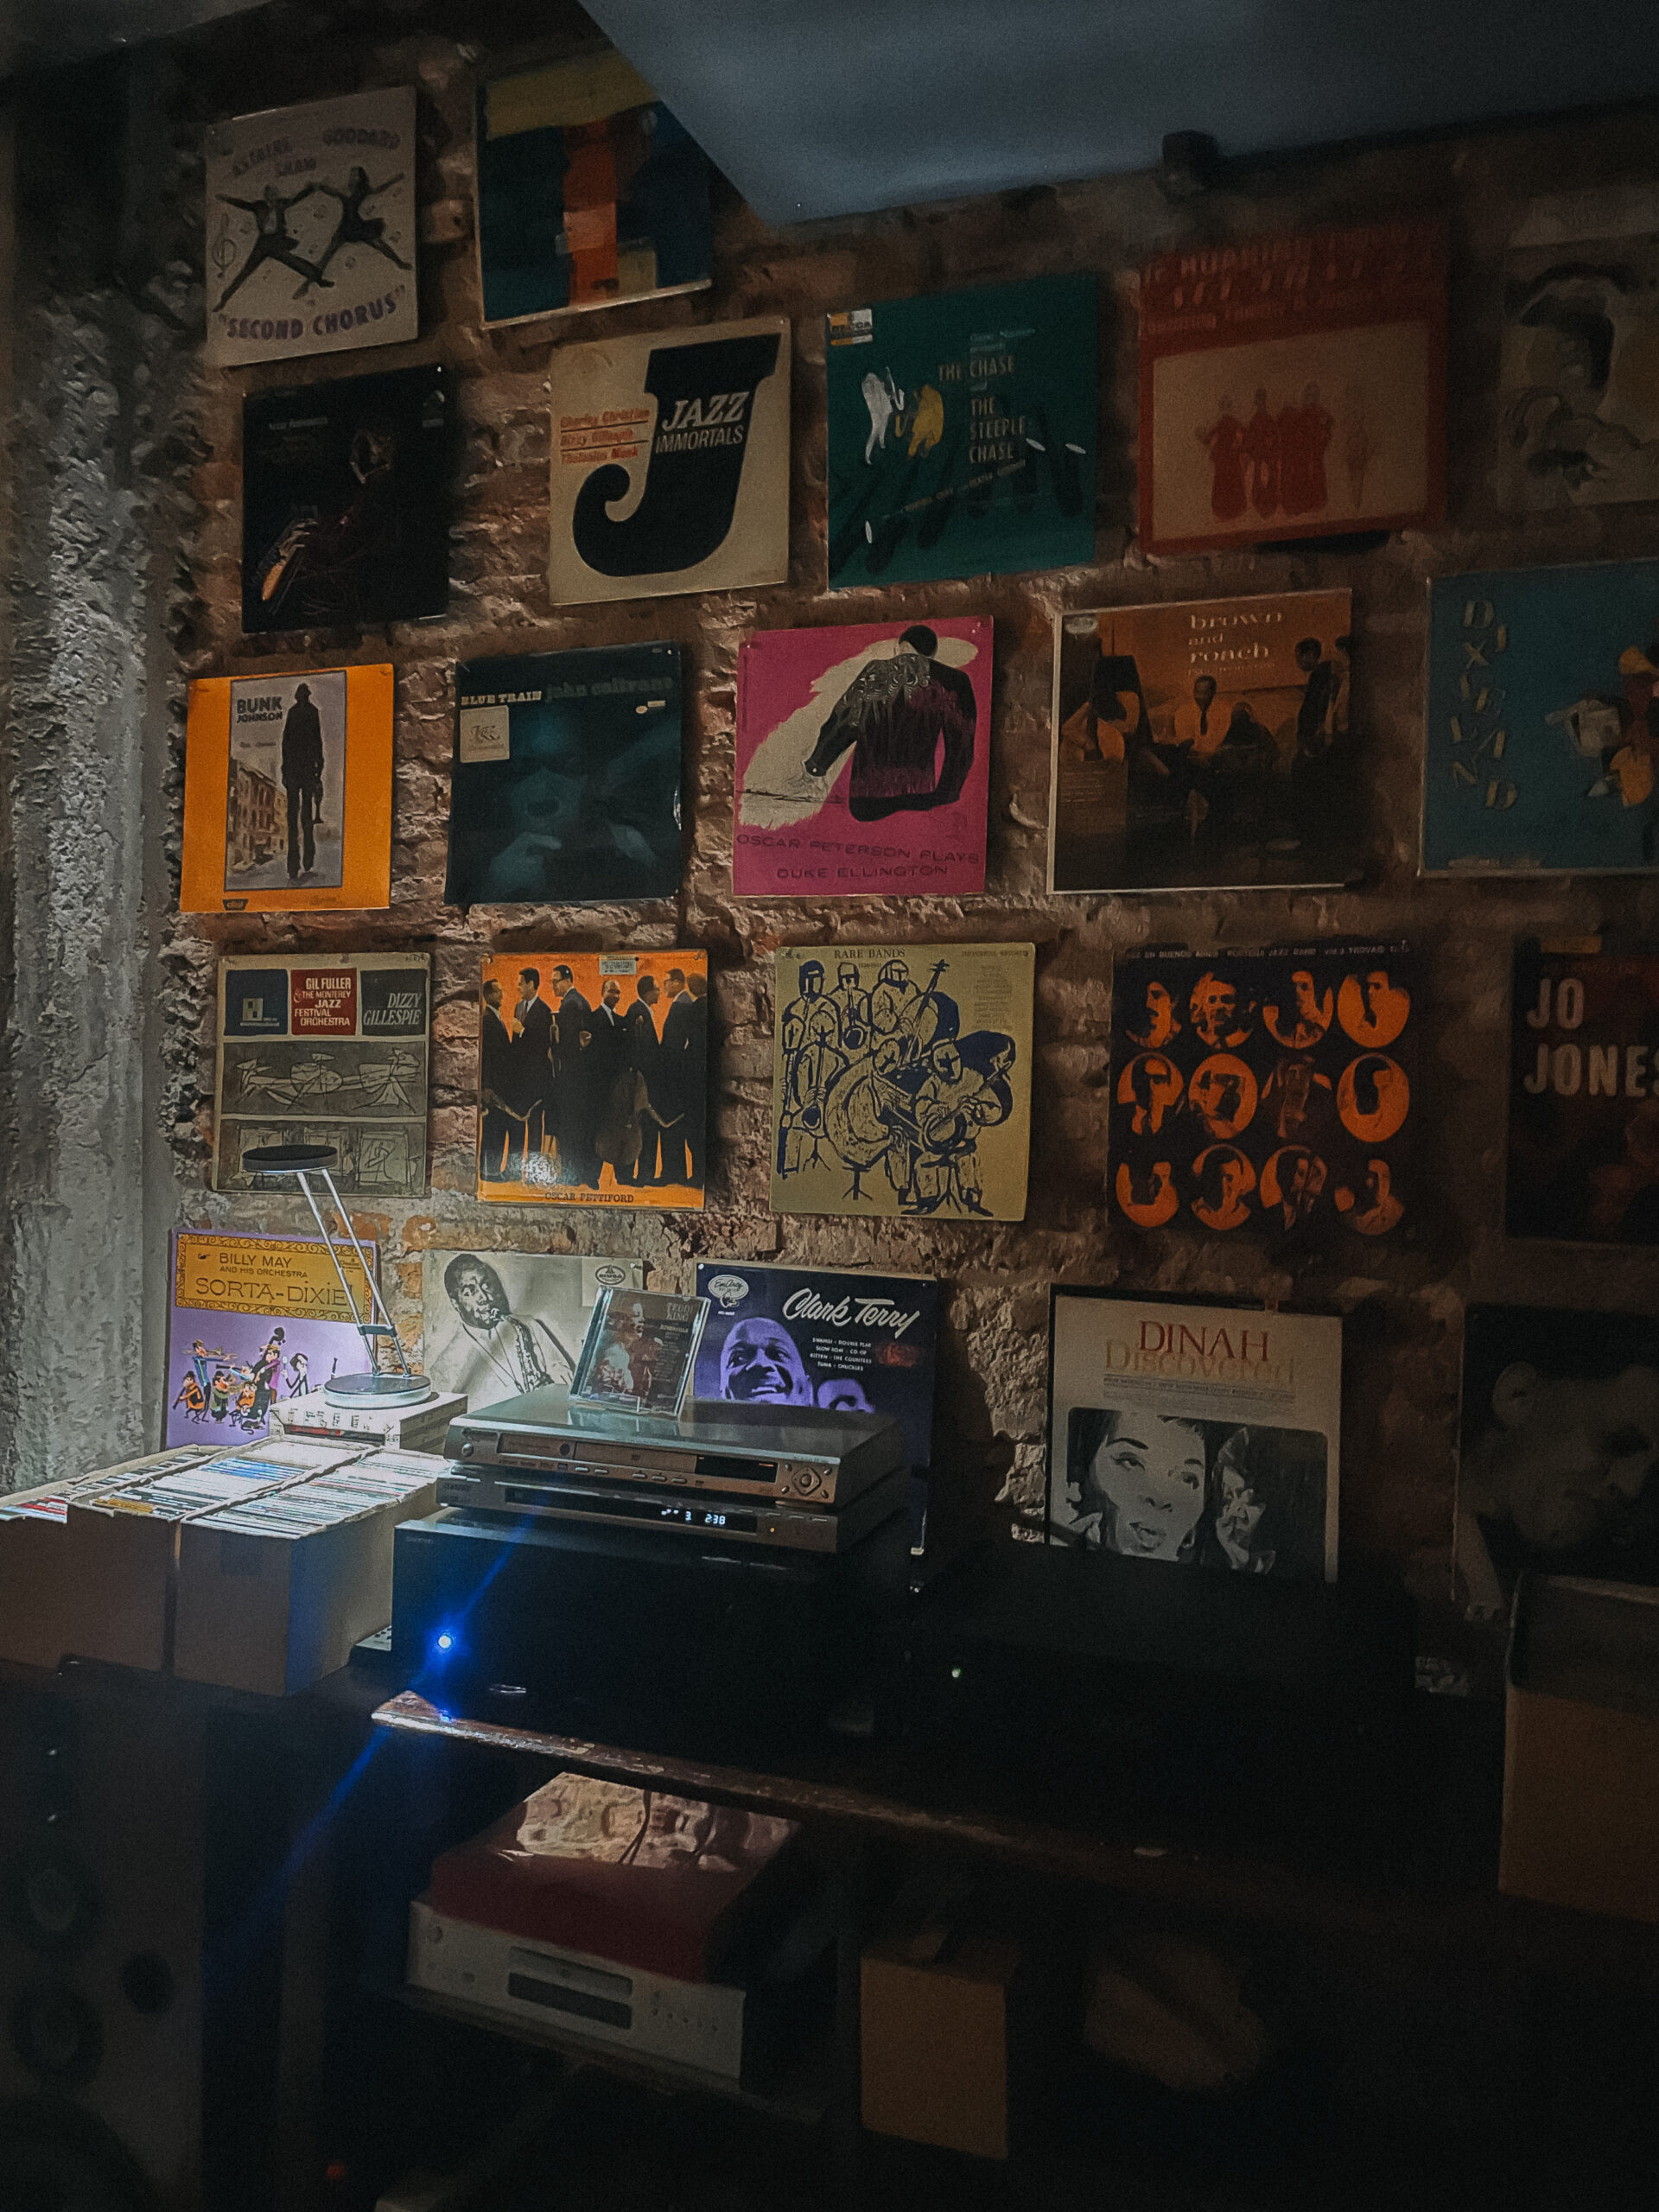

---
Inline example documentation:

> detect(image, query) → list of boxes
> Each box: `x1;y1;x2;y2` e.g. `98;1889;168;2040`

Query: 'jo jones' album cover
421;1251;645;1405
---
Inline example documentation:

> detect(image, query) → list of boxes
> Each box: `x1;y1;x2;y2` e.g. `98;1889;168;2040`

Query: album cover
213;953;429;1196
825;274;1096;588
1423;560;1659;874
734;618;991;896
475;47;711;326
181;664;393;913
477;951;707;1208
1506;938;1659;1243
242;365;449;632
205;86;417;370
570;1287;708;1415
163;1230;378;1448
422;1251;645;1404
549;315;791;605
1046;1287;1340;1581
770;941;1034;1222
1109;941;1415;1243
1049;591;1357;893
1139;219;1446;555
447;644;684;906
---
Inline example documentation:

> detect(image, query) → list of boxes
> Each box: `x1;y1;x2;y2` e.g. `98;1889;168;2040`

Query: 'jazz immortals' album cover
825;275;1096;589
1457;1303;1659;1611
242;365;449;633
205;87;417;370
570;1287;708;1416
181;664;392;913
1497;188;1659;512
213;953;429;1196
1046;1288;1340;1581
734;618;991;896
164;1230;377;1447
1423;561;1659;874
447;644;683;906
549;315;790;605
1506;937;1659;1244
477;951;707;1208
474;48;711;327
1109;941;1415;1244
422;1251;645;1405
1049;591;1357;893
1139;220;1446;556
771;942;1034;1222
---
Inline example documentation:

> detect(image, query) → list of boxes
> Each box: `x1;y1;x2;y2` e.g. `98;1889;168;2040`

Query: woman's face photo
1216;1460;1267;1565
1087;1414;1208;1560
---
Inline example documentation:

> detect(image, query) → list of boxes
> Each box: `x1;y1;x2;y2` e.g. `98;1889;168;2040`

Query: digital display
501;1484;758;1534
693;1454;777;1483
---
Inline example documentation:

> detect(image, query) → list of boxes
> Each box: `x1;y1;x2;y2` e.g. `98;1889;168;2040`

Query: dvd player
442;1389;903;1508
435;1465;906;1553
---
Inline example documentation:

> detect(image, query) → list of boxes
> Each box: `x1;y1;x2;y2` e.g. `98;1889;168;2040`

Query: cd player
435;1465;907;1553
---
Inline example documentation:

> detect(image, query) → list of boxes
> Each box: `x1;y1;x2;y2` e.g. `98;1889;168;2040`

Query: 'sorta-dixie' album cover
181;664;392;913
477;951;707;1208
570;1288;708;1416
213;953;430;1196
734;618;992;896
446;644;684;906
1139;219;1446;556
770;942;1034;1223
422;1251;645;1405
1422;560;1659;875
1046;1288;1340;1581
1049;590;1356;894
1109;942;1415;1243
549;315;791;605
205;87;417;370
242;365;449;633
1507;938;1659;1244
825;274;1096;588
163;1230;378;1448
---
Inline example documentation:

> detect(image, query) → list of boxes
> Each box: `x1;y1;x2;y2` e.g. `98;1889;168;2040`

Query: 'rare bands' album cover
422;1251;645;1405
570;1287;708;1416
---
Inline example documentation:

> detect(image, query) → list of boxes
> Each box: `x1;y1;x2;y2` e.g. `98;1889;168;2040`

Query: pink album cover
734;616;992;896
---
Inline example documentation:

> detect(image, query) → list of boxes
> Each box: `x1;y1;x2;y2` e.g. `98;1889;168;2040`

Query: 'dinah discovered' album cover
1423;560;1659;874
1507;937;1659;1244
205;87;417;370
734;618;991;897
422;1251;645;1405
1046;1287;1340;1580
1049;591;1356;893
771;942;1034;1223
181;664;393;913
1109;941;1415;1243
1139;219;1446;556
825;274;1096;589
213;953;430;1196
474;47;711;327
477;951;707;1207
447;644;683;906
242;365;449;632
549;315;791;605
164;1230;378;1447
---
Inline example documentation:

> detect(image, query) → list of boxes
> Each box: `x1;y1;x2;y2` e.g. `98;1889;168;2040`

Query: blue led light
435;1632;454;1652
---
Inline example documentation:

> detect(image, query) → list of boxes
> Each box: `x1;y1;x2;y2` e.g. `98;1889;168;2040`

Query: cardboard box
270;1389;466;1456
861;1883;1024;2159
0;1456;190;1669
1503;1573;1659;1923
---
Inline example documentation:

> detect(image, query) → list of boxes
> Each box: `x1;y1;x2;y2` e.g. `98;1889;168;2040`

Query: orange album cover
181;662;394;913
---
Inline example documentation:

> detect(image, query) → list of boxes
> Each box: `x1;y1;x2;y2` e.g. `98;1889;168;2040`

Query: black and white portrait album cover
422;1252;645;1408
1046;1289;1340;1581
569;1288;709;1417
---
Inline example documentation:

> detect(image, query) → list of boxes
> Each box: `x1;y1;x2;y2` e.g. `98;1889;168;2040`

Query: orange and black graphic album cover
1109;941;1415;1243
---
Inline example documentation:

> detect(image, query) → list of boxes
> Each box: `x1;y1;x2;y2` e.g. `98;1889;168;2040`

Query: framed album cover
570;1288;708;1416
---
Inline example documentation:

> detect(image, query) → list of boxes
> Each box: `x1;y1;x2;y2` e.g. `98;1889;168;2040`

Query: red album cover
427;1774;798;1983
1138;219;1447;556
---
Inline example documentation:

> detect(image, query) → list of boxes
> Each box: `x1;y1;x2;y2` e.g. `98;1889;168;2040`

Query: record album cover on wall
423;1251;645;1404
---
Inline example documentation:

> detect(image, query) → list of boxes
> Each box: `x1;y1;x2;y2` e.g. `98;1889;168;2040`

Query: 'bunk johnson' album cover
1048;590;1357;894
447;644;684;906
549;315;791;605
1422;560;1659;874
734;618;992;897
1046;1289;1340;1581
422;1251;645;1405
205;87;417;370
824;274;1096;589
1109;941;1416;1244
181;664;393;913
213;952;430;1196
770;942;1034;1223
242;365;449;633
1138;219;1447;556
